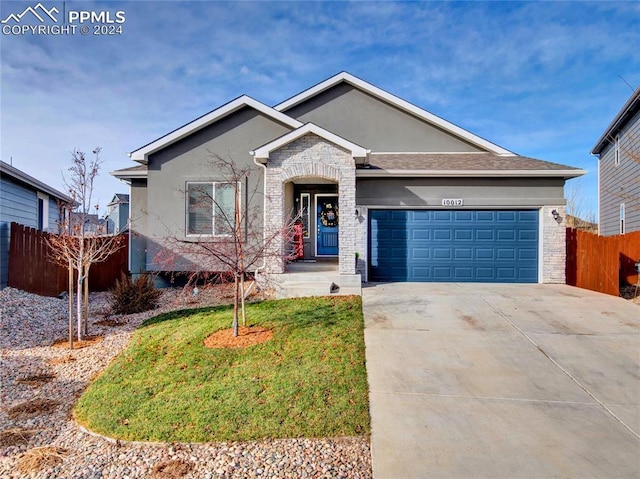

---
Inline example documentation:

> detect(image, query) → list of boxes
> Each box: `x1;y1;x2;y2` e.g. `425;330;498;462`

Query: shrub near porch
74;296;370;443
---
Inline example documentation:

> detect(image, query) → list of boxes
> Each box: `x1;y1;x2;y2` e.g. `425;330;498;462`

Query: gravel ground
0;287;372;479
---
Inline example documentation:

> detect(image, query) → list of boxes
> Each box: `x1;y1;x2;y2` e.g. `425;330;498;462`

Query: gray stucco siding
356;177;566;208
142;106;292;272
284;83;484;153
599;108;640;236
129;179;148;276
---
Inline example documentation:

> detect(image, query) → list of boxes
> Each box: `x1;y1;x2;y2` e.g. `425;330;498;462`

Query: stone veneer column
264;133;357;275
354;205;368;281
542;205;566;284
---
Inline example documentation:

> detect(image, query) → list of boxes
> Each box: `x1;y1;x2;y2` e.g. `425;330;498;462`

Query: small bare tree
47;148;124;346
154;153;299;337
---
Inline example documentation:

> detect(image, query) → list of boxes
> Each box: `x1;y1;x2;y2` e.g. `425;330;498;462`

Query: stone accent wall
542;205;566;284
354;205;368;280
265;133;357;275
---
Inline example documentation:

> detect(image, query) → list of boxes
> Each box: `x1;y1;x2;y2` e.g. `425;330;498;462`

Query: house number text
442;198;464;207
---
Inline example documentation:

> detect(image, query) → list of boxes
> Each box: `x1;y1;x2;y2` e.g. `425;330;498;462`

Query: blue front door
316;196;339;256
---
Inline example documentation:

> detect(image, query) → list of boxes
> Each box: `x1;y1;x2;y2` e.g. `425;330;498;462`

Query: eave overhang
355;168;587;179
251;123;370;164
128;96;303;164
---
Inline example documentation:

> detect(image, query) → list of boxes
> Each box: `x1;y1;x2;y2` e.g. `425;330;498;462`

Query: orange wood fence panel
7;222;128;297
566;228;640;296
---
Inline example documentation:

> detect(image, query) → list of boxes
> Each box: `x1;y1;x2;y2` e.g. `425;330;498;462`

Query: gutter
355;169;588;180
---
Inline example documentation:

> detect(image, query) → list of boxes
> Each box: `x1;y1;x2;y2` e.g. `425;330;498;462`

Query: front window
620;203;625;234
186;182;238;236
614;135;620;166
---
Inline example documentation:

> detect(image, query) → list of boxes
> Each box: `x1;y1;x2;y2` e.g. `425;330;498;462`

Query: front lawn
74;296;370;442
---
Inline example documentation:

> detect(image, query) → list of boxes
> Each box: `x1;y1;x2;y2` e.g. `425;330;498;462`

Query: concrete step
264;273;363;299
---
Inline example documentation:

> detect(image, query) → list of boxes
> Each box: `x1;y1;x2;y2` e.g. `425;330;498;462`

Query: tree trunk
68;262;74;350
240;275;246;327
84;265;89;336
76;273;83;342
232;273;239;337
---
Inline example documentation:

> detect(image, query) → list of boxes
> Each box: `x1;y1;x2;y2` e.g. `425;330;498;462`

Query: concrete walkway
363;283;640;479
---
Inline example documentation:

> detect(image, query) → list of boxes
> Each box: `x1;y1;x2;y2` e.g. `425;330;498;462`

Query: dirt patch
94;318;126;327
151;459;194;478
15;446;67;475
16;373;56;386
8;399;61;420
204;326;273;349
52;335;104;349
0;428;36;447
49;355;76;365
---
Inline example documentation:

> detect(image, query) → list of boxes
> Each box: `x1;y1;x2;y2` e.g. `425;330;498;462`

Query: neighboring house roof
128;96;303;163
359;152;586;178
252;123;369;163
108;193;129;205
0;160;72;202
274;72;515;156
110;164;148;181
591;86;640;155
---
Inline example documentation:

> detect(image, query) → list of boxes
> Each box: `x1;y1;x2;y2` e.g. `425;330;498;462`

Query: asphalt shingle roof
362;153;581;171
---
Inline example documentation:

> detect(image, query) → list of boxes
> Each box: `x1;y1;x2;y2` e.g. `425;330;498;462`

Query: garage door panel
369;209;539;283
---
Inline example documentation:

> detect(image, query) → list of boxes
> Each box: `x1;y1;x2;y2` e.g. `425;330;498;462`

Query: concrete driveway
363;283;640;479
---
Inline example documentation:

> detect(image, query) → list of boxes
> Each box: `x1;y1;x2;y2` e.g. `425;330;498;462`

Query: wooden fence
566;228;640;296
8;222;129;297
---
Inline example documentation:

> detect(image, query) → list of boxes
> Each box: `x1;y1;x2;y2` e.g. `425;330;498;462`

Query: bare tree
47;148;124;346
154;153;299;337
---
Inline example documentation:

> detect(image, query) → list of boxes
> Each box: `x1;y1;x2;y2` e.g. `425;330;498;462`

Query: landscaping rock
0;287;372;478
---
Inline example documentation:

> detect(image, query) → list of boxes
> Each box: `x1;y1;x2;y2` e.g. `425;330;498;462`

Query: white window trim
300;193;310;239
37;192;49;230
185;181;240;238
620;203;625;235
614;135;620;166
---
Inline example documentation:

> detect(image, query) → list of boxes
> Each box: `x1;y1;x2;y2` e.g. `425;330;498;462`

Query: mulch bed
16;373;56;386
8;399;61;420
52;335;104;349
15;446;67;475
94;318;127;327
0;428;36;447
151;459;194;478
203;326;273;349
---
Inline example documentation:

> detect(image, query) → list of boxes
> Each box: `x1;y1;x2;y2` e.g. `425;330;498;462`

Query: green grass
74;296;370;442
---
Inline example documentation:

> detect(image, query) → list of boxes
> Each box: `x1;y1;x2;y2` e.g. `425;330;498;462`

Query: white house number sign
442;198;464;207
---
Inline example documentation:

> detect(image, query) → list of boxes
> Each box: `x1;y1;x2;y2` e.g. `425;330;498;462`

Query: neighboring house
69;213;106;235
592;87;640;236
112;72;585;284
104;193;129;235
0;160;72;288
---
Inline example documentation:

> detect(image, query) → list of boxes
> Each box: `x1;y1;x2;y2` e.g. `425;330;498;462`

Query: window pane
187;184;213;235
214;183;236;235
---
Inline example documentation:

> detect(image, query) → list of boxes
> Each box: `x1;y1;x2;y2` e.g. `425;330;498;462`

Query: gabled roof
275;72;515;156
108;193;129;205
0;160;72;202
252;123;369;163
110;164;148;182
358;153;586;179
129;96;303;163
592;86;640;155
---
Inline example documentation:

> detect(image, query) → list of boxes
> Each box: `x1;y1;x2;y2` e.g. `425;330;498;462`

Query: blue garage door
369;210;539;283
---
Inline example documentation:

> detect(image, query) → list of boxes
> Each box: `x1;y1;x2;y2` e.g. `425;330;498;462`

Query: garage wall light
551;209;560;221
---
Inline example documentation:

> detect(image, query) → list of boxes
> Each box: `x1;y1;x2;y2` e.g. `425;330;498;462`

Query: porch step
263;273;362;299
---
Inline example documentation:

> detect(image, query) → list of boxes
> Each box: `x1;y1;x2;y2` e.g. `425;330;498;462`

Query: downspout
248;151;267;298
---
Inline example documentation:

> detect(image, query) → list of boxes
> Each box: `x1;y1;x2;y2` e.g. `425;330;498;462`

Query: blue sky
2;1;639;219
